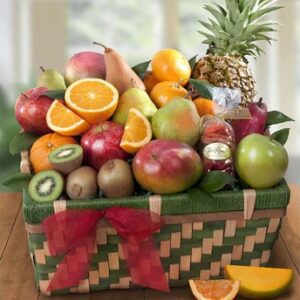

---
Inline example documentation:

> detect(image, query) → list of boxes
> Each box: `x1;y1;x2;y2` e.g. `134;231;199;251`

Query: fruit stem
93;42;110;53
130;78;136;88
21;93;28;98
40;66;45;72
258;97;263;104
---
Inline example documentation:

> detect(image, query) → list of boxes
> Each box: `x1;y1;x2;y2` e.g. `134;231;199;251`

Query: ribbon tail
122;237;170;292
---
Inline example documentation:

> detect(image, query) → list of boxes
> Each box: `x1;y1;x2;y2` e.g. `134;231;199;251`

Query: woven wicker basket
20;151;290;296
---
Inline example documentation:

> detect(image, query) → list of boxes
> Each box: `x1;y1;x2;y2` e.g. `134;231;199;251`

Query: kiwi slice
29;170;64;202
49;144;83;175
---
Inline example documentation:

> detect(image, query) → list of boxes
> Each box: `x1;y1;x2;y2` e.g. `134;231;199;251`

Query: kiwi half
29;170;64;202
49;144;83;175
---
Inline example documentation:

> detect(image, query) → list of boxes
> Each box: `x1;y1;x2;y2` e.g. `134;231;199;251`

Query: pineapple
192;0;282;105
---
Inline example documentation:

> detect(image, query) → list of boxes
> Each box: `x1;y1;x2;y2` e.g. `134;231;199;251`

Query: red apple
133;140;203;194
81;121;129;170
15;87;53;135
231;98;268;144
65;51;106;84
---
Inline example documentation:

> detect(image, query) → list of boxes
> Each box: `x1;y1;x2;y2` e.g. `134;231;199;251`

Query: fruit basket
22;154;290;295
4;0;295;297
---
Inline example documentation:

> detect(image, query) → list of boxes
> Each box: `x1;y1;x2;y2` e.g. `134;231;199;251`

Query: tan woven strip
191;247;202;263
232;245;243;260
210;261;221;276
244;235;256;252
193;222;203;230
108;252;119;270
171;232;181;249
213;229;224;246
119;277;131;288
106;227;117;235
169;264;179;280
89;270;100;285
39;280;51;296
118;243;125;260
200;270;210;280
255;227;267;243
268;218;281;233
34;249;46;264
261;250;271;263
202;238;213;254
224;220;236;237
97;228;107;245
182;223;193;239
243;189;256;220
180;255;191;272
251;258;261;267
149;195;162;216
20;151;31;174
221;253;232;267
160;240;171;258
99;262;109;278
78;279;89;293
43;241;50;256
53;200;67;214
236;220;247;228
25;223;43;234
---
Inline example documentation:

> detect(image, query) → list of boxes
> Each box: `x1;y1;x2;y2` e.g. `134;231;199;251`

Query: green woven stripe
23;180;290;224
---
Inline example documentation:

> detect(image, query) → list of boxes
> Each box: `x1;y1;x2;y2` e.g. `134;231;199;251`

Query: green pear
151;98;201;146
37;67;66;90
112;88;157;125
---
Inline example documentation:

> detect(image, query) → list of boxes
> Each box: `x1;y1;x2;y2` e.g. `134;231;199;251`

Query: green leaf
204;5;226;29
188;55;198;70
9;132;39;155
188;188;213;202
225;0;240;23
43;89;65;99
271;128;290;145
266;111;294;126
2;172;32;191
132;60;151;79
188;79;213;99
249;6;283;23
199;171;236;193
214;3;227;16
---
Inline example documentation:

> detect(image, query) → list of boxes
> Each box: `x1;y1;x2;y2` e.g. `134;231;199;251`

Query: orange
151;49;191;86
65;78;119;124
46;100;90;136
193;97;217;116
225;265;294;299
144;71;160;93
150;81;189;108
120;108;152;154
30;133;77;173
189;279;240;300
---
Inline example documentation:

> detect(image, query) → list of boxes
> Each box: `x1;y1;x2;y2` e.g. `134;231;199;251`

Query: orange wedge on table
46;100;90;136
120;108;152;154
224;265;294;299
189;279;240;300
65;78;119;124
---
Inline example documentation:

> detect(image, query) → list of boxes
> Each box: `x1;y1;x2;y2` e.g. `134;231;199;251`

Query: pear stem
130;78;136;88
21;93;28;98
40;66;45;72
93;42;110;53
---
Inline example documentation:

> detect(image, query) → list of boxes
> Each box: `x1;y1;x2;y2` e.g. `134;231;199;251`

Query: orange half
120;108;152;154
46;100;90;136
65;78;119;124
189;279;240;300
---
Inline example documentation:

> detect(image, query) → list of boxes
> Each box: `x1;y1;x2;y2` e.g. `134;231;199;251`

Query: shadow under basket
21;152;290;296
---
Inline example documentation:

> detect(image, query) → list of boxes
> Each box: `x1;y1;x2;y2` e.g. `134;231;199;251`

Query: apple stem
40;66;45;72
21;93;28;98
258;97;263;104
130;78;136;88
93;42;111;53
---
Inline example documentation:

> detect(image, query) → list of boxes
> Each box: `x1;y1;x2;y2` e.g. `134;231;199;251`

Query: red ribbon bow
42;207;170;292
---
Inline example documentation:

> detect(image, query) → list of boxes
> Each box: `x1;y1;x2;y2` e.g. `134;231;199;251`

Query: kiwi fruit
29;170;64;202
66;166;98;200
97;159;134;198
48;144;83;175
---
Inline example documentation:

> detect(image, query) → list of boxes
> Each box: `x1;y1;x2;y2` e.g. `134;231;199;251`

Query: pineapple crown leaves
198;0;283;57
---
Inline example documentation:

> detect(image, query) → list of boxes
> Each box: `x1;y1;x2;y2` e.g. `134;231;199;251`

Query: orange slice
224;265;294;299
189;279;240;300
120;108;152;154
46;100;90;136
65;78;119;124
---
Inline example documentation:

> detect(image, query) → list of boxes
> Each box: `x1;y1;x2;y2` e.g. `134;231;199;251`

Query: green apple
112;88;157;125
235;134;288;189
